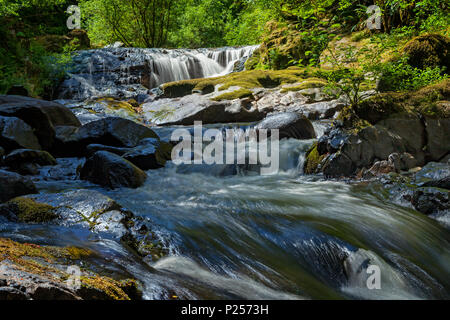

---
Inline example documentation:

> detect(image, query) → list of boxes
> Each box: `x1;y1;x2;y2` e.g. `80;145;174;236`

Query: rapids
1;46;449;300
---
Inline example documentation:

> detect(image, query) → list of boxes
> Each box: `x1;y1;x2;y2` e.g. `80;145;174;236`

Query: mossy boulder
0;237;140;300
211;88;253;101
0;197;57;223
160;68;312;99
402;33;450;70
339;79;450;127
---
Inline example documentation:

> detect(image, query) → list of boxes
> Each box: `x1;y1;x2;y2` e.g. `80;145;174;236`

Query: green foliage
319;42;384;107
79;0;176;48
378;57;448;92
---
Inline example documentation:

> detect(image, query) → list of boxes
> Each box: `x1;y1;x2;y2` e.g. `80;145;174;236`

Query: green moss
304;143;326;174
0;237;139;300
402;33;450;70
65;246;93;260
211;88;253;101
161;79;201;98
280;78;327;93
161;68;313;98
338;79;450;129
2;197;58;223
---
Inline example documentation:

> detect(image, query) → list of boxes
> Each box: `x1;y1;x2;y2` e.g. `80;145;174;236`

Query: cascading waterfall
58;45;259;100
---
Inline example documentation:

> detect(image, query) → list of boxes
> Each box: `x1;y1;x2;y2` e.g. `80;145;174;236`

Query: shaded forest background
0;0;448;96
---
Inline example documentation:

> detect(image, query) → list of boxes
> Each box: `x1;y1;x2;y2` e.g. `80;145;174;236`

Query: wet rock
86;144;131;156
4;190;168;260
4;149;57;175
255;112;316;140
80;151;147;189
0;170;37;203
411;187;449;215
143;95;265;125
414;162;450;186
0;238;142;300
0;116;41;151
123;138;173;170
0;197;58;223
0;95;81;150
54;117;159;156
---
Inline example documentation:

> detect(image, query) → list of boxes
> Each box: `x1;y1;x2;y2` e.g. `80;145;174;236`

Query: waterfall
58;45;259;101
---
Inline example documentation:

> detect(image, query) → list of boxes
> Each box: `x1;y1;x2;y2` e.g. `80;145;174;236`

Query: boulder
80;151;147;189
4;149;57;175
411;187;449;215
255;112;316;140
123;138;173;170
143;95;265;125
0;116;41;151
0;95;81;150
1;190;167;260
0;238;141;300
424;117;450;161
0;170;37;203
402;33;450;70
56;117;159;156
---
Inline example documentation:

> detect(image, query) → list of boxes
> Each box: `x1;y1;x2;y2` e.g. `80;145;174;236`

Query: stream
1;46;449;300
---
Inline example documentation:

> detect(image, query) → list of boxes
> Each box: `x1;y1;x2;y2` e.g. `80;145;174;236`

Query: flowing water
2;47;449;300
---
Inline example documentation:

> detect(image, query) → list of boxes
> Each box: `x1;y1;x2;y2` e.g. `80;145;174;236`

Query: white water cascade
58;45;259;101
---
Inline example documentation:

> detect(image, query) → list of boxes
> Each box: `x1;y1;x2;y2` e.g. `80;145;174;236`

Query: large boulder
0;237;141;300
0;170;37;203
402;33;450;70
80;151;147;189
143;95;265;125
255;112;316;140
0;190;167;260
55;117;159;156
0;95;81;150
0;116;41;151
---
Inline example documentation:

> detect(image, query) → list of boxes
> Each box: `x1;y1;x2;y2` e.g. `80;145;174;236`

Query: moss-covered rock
211;88;253;101
402;33;450;70
304;143;325;174
340;79;450;127
0;237;140;300
0;197;57;223
280;78;327;93
161;68;314;99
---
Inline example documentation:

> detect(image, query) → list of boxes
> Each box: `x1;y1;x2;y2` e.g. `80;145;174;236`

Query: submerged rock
0;170;37;203
255;112;316;140
80;151;147;189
